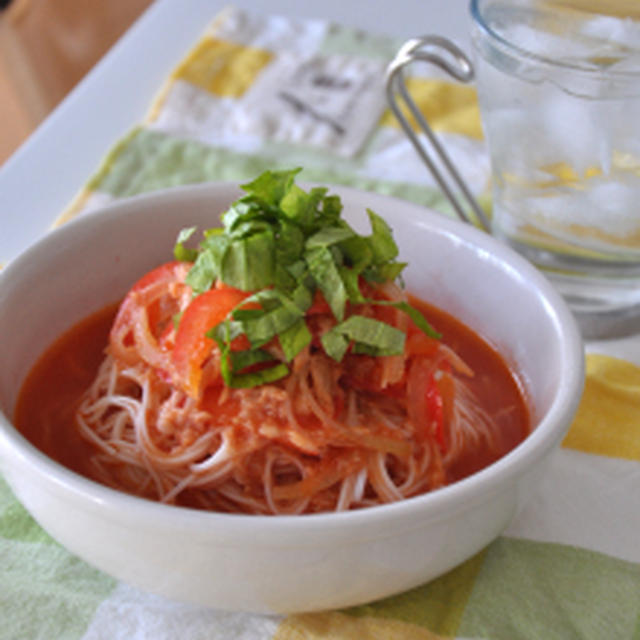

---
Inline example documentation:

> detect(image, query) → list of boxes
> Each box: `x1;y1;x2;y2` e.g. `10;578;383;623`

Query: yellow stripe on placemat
380;78;483;140
274;611;448;640
171;36;273;98
563;354;640;461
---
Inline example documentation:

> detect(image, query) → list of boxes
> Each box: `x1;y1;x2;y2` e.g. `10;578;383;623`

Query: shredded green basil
175;168;439;387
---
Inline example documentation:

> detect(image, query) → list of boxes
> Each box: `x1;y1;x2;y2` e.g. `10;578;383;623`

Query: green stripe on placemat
0;475;55;545
330;536;640;639
85;128;453;213
0;479;116;640
345;549;486;636
458;537;640;640
320;20;403;61
0;540;117;640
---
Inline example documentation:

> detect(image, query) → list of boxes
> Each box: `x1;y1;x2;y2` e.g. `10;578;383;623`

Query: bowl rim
0;182;585;541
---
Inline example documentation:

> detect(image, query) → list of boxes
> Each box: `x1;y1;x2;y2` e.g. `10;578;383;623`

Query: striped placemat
2;7;639;639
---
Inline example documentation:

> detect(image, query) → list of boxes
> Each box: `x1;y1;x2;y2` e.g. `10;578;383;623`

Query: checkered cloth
3;7;639;639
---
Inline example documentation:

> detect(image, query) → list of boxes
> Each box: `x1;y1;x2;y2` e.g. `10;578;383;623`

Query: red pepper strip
426;372;446;454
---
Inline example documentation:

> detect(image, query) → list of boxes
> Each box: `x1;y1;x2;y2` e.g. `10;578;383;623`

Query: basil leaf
202;227;225;243
290;282;313;312
208;318;245;343
352;343;400;357
368;299;441;339
241;168;301;207
273;264;297;291
375;261;408;282
278;318;312;362
221;201;256;231
243;303;303;346
340;235;373;272
320;327;350;362
367;209;399;264
305;245;347;321
185;249;220;294
280;184;323;230
338;266;365;303
286;259;308;281
243;288;281;312
320;193;343;223
275;221;305;265
231;308;263;322
221;231;275;290
324;315;406;361
212;321;235;386
230;348;278;372
174;226;198;262
226;363;290;389
306;227;354;249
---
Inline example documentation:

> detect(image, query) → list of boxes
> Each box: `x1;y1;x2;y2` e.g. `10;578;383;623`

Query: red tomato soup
14;294;530;513
15;303;120;480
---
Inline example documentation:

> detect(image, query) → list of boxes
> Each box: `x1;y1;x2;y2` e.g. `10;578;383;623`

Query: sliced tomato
130;261;186;293
110;261;190;367
171;287;253;398
111;262;188;330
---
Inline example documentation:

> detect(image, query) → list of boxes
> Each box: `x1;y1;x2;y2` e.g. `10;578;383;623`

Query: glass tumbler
470;0;640;338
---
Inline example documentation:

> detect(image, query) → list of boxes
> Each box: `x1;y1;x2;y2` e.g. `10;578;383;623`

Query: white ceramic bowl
0;183;584;613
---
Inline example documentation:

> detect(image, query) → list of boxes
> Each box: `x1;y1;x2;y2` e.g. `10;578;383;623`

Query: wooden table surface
0;0;151;164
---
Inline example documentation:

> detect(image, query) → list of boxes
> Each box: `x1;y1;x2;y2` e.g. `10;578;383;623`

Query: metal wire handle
385;36;491;232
